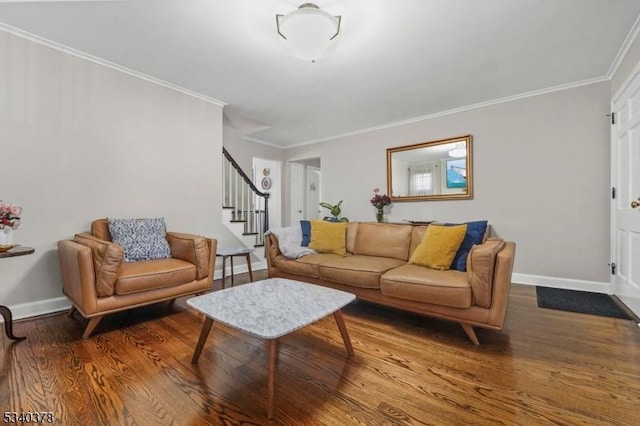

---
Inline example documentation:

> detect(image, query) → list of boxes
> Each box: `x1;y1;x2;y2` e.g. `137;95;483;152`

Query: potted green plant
319;200;349;222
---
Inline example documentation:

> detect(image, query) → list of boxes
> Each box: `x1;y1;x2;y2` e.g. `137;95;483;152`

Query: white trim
0;297;70;323
214;261;267;281
0;23;227;108
512;273;611;294
607;14;640;79
243;135;285;149
283;76;609;148
612;58;640;103
1;264;269;323
1;270;608;323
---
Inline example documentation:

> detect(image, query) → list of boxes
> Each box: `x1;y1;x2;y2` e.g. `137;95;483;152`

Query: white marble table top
187;278;356;339
216;247;255;256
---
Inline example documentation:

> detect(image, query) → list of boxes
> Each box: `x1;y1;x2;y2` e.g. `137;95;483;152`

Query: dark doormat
536;286;633;320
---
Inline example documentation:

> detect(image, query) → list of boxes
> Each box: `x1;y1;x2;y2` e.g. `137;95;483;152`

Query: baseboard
2;269;606;324
1;297;71;323
512;273;611;294
214;261;267;280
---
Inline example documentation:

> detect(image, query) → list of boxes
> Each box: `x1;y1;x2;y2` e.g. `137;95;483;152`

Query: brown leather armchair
57;219;217;338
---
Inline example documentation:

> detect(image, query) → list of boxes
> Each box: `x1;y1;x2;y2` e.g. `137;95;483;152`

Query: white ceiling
1;0;639;147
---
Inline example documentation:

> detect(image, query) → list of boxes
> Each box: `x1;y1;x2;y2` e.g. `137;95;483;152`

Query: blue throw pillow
444;220;488;272
300;220;311;247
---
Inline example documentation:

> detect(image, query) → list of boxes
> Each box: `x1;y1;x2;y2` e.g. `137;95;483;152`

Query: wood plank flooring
2;271;639;425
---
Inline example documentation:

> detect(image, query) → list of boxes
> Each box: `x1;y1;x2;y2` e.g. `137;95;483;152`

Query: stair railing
222;147;270;246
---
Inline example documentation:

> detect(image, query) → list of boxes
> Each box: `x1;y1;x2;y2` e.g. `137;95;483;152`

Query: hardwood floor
2;271;639;425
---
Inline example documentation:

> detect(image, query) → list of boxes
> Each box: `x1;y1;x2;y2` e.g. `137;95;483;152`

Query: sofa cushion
108;218;172;262
319;255;406;289
73;233;123;297
308;219;348;255
114;258;196;295
467;238;505;308
274;253;343;279
380;264;472;308
346;222;359;254
445;220;488;272
409;224;467;270
353;223;412;261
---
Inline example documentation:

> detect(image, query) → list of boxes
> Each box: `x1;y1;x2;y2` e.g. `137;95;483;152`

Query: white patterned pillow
107;218;172;262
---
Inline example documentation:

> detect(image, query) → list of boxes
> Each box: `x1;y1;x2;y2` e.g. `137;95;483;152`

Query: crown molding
607;13;640;79
284;75;609;148
0;23;227;107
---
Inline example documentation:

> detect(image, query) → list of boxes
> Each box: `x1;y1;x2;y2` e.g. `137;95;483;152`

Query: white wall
0;30;230;316
285;82;612;287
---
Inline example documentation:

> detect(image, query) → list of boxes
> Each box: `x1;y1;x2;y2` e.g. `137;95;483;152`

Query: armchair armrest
57;239;100;315
166;232;215;280
72;233;123;298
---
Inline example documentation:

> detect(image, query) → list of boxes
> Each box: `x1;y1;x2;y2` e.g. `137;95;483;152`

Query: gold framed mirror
386;135;473;201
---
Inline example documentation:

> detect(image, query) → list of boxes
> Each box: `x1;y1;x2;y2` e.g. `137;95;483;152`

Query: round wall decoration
263;167;271;176
261;176;272;190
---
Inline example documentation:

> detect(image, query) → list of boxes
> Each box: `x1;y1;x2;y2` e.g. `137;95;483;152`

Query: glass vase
376;208;384;223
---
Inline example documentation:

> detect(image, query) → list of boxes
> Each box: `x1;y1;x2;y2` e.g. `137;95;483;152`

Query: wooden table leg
230;256;235;286
333;310;354;356
267;338;277;419
191;317;214;364
245;253;254;282
221;256;227;289
0;305;26;341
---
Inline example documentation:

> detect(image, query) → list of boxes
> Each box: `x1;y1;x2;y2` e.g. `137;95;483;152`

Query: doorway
288;158;321;226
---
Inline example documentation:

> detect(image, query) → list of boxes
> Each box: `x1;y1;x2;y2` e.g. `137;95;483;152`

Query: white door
611;68;640;317
289;162;304;225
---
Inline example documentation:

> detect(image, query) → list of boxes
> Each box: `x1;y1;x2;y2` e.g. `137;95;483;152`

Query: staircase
222;147;270;260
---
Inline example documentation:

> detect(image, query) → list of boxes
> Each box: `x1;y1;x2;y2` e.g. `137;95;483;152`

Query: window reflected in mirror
386;135;473;201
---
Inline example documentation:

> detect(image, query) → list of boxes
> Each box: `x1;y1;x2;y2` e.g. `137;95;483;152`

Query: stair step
223;206;234;209
229;220;247;223
254;244;264;248
243;232;258;236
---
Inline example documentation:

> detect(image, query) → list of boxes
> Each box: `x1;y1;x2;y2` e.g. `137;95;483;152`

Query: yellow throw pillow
409;224;468;270
308;219;348;255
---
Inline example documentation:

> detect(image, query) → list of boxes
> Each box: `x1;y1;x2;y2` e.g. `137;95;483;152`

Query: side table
0;245;35;341
216;247;255;288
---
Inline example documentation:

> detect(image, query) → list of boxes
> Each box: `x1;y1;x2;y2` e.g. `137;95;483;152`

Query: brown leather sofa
266;222;516;345
57;219;217;338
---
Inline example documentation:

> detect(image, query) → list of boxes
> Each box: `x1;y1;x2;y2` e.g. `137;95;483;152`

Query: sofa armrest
57;239;100;315
73;233;123;297
466;238;506;309
166;232;213;280
265;233;281;275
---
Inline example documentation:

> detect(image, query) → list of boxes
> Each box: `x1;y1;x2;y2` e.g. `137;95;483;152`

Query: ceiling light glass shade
448;148;467;158
277;3;341;62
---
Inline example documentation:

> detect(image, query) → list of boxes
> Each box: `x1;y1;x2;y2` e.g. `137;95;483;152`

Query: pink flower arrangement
370;188;391;209
0;201;22;230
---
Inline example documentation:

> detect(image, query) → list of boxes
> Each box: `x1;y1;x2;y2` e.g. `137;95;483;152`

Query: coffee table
187;278;356;419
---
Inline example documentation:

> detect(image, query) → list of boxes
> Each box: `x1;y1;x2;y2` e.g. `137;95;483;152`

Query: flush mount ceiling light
276;3;341;62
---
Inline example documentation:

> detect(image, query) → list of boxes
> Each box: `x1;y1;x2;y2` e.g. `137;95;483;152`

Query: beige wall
223;125;284;172
0;30;231;314
285;82;612;285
